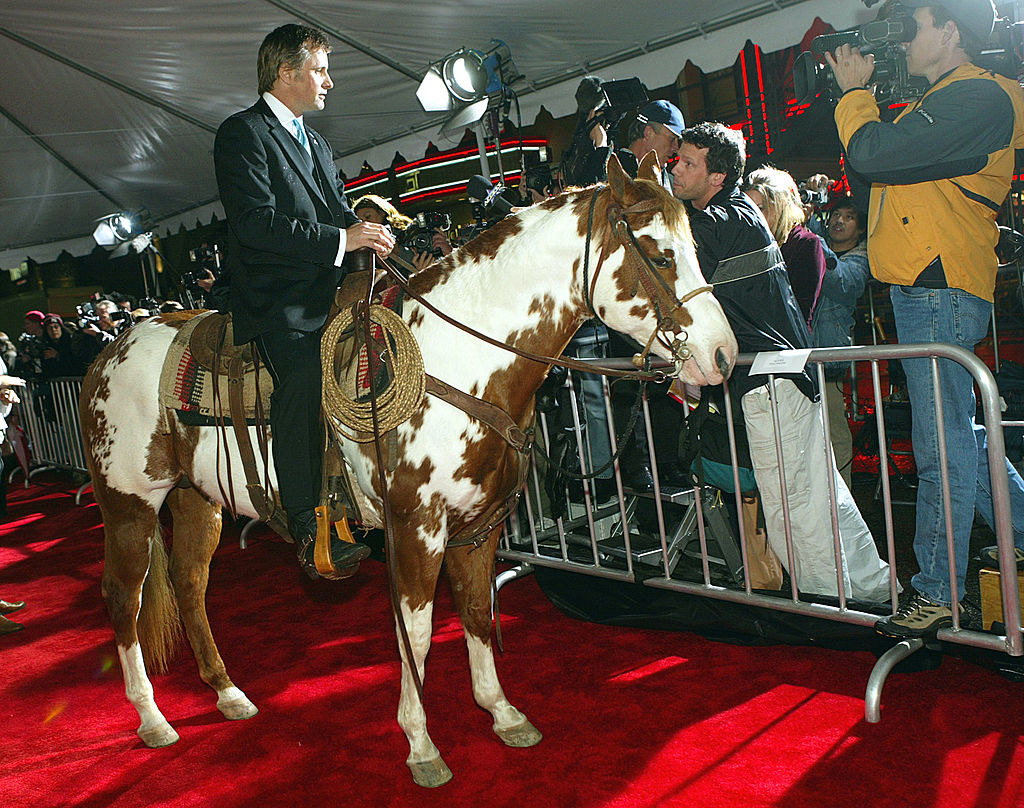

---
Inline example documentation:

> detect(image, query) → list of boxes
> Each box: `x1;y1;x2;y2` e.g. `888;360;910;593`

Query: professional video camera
401;211;452;259
180;244;221;293
793;1;1023;106
76;299;133;331
579;77;650;131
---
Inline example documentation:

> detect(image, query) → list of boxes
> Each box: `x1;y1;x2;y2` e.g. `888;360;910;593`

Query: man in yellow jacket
827;0;1024;637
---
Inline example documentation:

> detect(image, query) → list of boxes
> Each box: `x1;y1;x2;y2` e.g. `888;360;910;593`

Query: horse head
585;153;737;386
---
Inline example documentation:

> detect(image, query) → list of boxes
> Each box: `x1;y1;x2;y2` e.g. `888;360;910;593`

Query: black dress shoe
0;600;25;615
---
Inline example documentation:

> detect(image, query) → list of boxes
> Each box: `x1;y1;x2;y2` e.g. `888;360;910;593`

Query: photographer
353;194;451;272
181;244;224;309
565;76;683;189
827;0;1024;637
76;299;124;365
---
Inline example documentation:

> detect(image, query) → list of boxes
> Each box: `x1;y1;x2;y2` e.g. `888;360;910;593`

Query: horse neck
409;201;592;361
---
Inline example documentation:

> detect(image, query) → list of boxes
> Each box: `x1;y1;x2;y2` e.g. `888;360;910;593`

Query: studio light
92;212;138;248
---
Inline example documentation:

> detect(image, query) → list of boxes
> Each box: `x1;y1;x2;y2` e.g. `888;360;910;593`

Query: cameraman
827;0;1024;637
566;81;684;189
77;299;123;365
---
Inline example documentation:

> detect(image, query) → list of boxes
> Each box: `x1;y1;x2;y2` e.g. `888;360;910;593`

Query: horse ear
636;150;660;184
606;152;630;202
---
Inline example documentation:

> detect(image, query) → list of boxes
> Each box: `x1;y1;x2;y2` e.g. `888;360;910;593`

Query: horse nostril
716;347;733;378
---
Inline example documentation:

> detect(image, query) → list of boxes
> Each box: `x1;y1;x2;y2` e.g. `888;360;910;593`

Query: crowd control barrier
498;342;1023;721
10;377;91;503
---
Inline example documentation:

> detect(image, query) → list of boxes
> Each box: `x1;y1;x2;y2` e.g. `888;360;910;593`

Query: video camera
583;77;650;130
76;299;134;331
180;243;221;293
794;1;1023;106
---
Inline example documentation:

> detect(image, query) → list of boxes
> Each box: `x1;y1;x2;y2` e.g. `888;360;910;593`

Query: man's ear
636;151;660;183
708;171;727;194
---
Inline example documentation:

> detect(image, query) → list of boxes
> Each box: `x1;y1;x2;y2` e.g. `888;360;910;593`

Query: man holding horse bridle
214;24;395;579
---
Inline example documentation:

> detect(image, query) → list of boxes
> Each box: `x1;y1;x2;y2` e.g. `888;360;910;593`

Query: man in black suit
214;24;394;579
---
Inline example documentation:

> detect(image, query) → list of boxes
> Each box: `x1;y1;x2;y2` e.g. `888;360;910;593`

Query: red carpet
1;476;1023;808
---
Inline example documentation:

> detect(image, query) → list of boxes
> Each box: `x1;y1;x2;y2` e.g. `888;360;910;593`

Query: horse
80;153;737;788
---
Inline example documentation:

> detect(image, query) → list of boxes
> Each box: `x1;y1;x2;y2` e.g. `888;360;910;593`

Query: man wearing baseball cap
827;1;1024;637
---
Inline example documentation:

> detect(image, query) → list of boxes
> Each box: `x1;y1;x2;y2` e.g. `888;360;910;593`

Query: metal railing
498;342;1023;720
10;377;91;502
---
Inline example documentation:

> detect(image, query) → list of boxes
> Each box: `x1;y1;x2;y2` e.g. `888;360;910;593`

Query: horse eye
651;255;672;269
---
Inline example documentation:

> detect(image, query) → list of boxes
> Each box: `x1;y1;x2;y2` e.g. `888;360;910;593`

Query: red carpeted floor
1;476;1023;808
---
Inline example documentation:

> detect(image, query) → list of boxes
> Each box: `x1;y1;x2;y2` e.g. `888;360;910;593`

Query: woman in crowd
744;166;827;328
40;314;86;379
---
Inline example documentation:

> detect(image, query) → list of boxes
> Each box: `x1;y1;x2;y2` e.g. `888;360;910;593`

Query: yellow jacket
835;63;1024;301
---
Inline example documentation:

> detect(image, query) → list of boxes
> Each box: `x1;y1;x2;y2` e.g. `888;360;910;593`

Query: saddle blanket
158;311;270;426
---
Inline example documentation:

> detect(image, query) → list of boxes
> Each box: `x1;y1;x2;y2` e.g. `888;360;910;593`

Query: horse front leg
392;519;450;787
166;488;257;722
445;526;542;749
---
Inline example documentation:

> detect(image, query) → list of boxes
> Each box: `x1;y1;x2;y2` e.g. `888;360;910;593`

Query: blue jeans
891;285;1024;605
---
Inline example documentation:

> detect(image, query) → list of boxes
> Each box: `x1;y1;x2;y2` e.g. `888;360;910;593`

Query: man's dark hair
830;199;866;232
257;24;331;95
679;122;747;191
930;4;984;60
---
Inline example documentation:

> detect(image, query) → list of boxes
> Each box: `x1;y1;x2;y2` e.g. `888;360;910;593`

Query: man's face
904;7;947;78
828;205;865;248
280;48;333;115
24;319;41;337
671;142;717;207
640;123;680;167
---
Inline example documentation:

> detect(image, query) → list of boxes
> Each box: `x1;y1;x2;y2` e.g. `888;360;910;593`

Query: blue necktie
292;118;308;151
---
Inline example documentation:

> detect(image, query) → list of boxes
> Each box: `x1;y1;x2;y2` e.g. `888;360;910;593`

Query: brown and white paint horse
81;155;737;787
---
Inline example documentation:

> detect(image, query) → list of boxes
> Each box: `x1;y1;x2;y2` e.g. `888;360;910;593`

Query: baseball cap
24;310;44;323
899;0;997;45
640;100;685;138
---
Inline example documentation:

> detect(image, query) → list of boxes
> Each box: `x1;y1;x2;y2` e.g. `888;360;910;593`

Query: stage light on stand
91;209;163;297
416;41;523;180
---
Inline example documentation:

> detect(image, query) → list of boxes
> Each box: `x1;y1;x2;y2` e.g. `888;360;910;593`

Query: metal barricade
12;377;91;501
498;342;1023;719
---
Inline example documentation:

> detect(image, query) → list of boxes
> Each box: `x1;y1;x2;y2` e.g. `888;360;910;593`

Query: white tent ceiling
0;0;869;268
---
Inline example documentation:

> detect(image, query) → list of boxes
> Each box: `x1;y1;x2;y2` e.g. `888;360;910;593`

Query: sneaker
875;593;964;639
978;545;1024;571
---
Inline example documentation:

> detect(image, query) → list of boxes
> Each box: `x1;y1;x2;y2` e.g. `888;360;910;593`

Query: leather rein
382;186;714;383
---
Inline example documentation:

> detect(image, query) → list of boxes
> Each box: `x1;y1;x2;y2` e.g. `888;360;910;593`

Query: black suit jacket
214;97;359;344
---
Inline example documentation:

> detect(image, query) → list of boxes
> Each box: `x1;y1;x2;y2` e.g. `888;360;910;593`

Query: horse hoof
137;723;179;748
495;718;542;748
217;687;258;720
408;756;453;788
218;696;258;721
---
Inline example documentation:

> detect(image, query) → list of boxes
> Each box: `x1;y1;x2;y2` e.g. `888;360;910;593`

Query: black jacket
214;97;360;344
686;187;815;400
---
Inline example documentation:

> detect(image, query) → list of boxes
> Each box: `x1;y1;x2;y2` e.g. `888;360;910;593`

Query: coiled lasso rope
320;304;425;441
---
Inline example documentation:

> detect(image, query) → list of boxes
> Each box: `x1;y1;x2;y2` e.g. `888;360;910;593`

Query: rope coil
320;304;425;441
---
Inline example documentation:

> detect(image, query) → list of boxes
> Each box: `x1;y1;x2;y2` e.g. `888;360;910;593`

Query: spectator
743;166;827;327
0;332;15;370
806;193;872;490
40;315;85;379
16;311;45;381
0;358;26;634
671;121;892;601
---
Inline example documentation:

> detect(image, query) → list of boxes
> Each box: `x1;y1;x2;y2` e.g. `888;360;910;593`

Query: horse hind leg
445;527;542;749
165;487;257;722
100;493;180;748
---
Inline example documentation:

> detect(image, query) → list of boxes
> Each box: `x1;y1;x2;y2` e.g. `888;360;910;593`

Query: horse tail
137;529;182;675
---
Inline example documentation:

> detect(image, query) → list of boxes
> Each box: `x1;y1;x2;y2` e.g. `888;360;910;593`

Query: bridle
581;186;715;375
